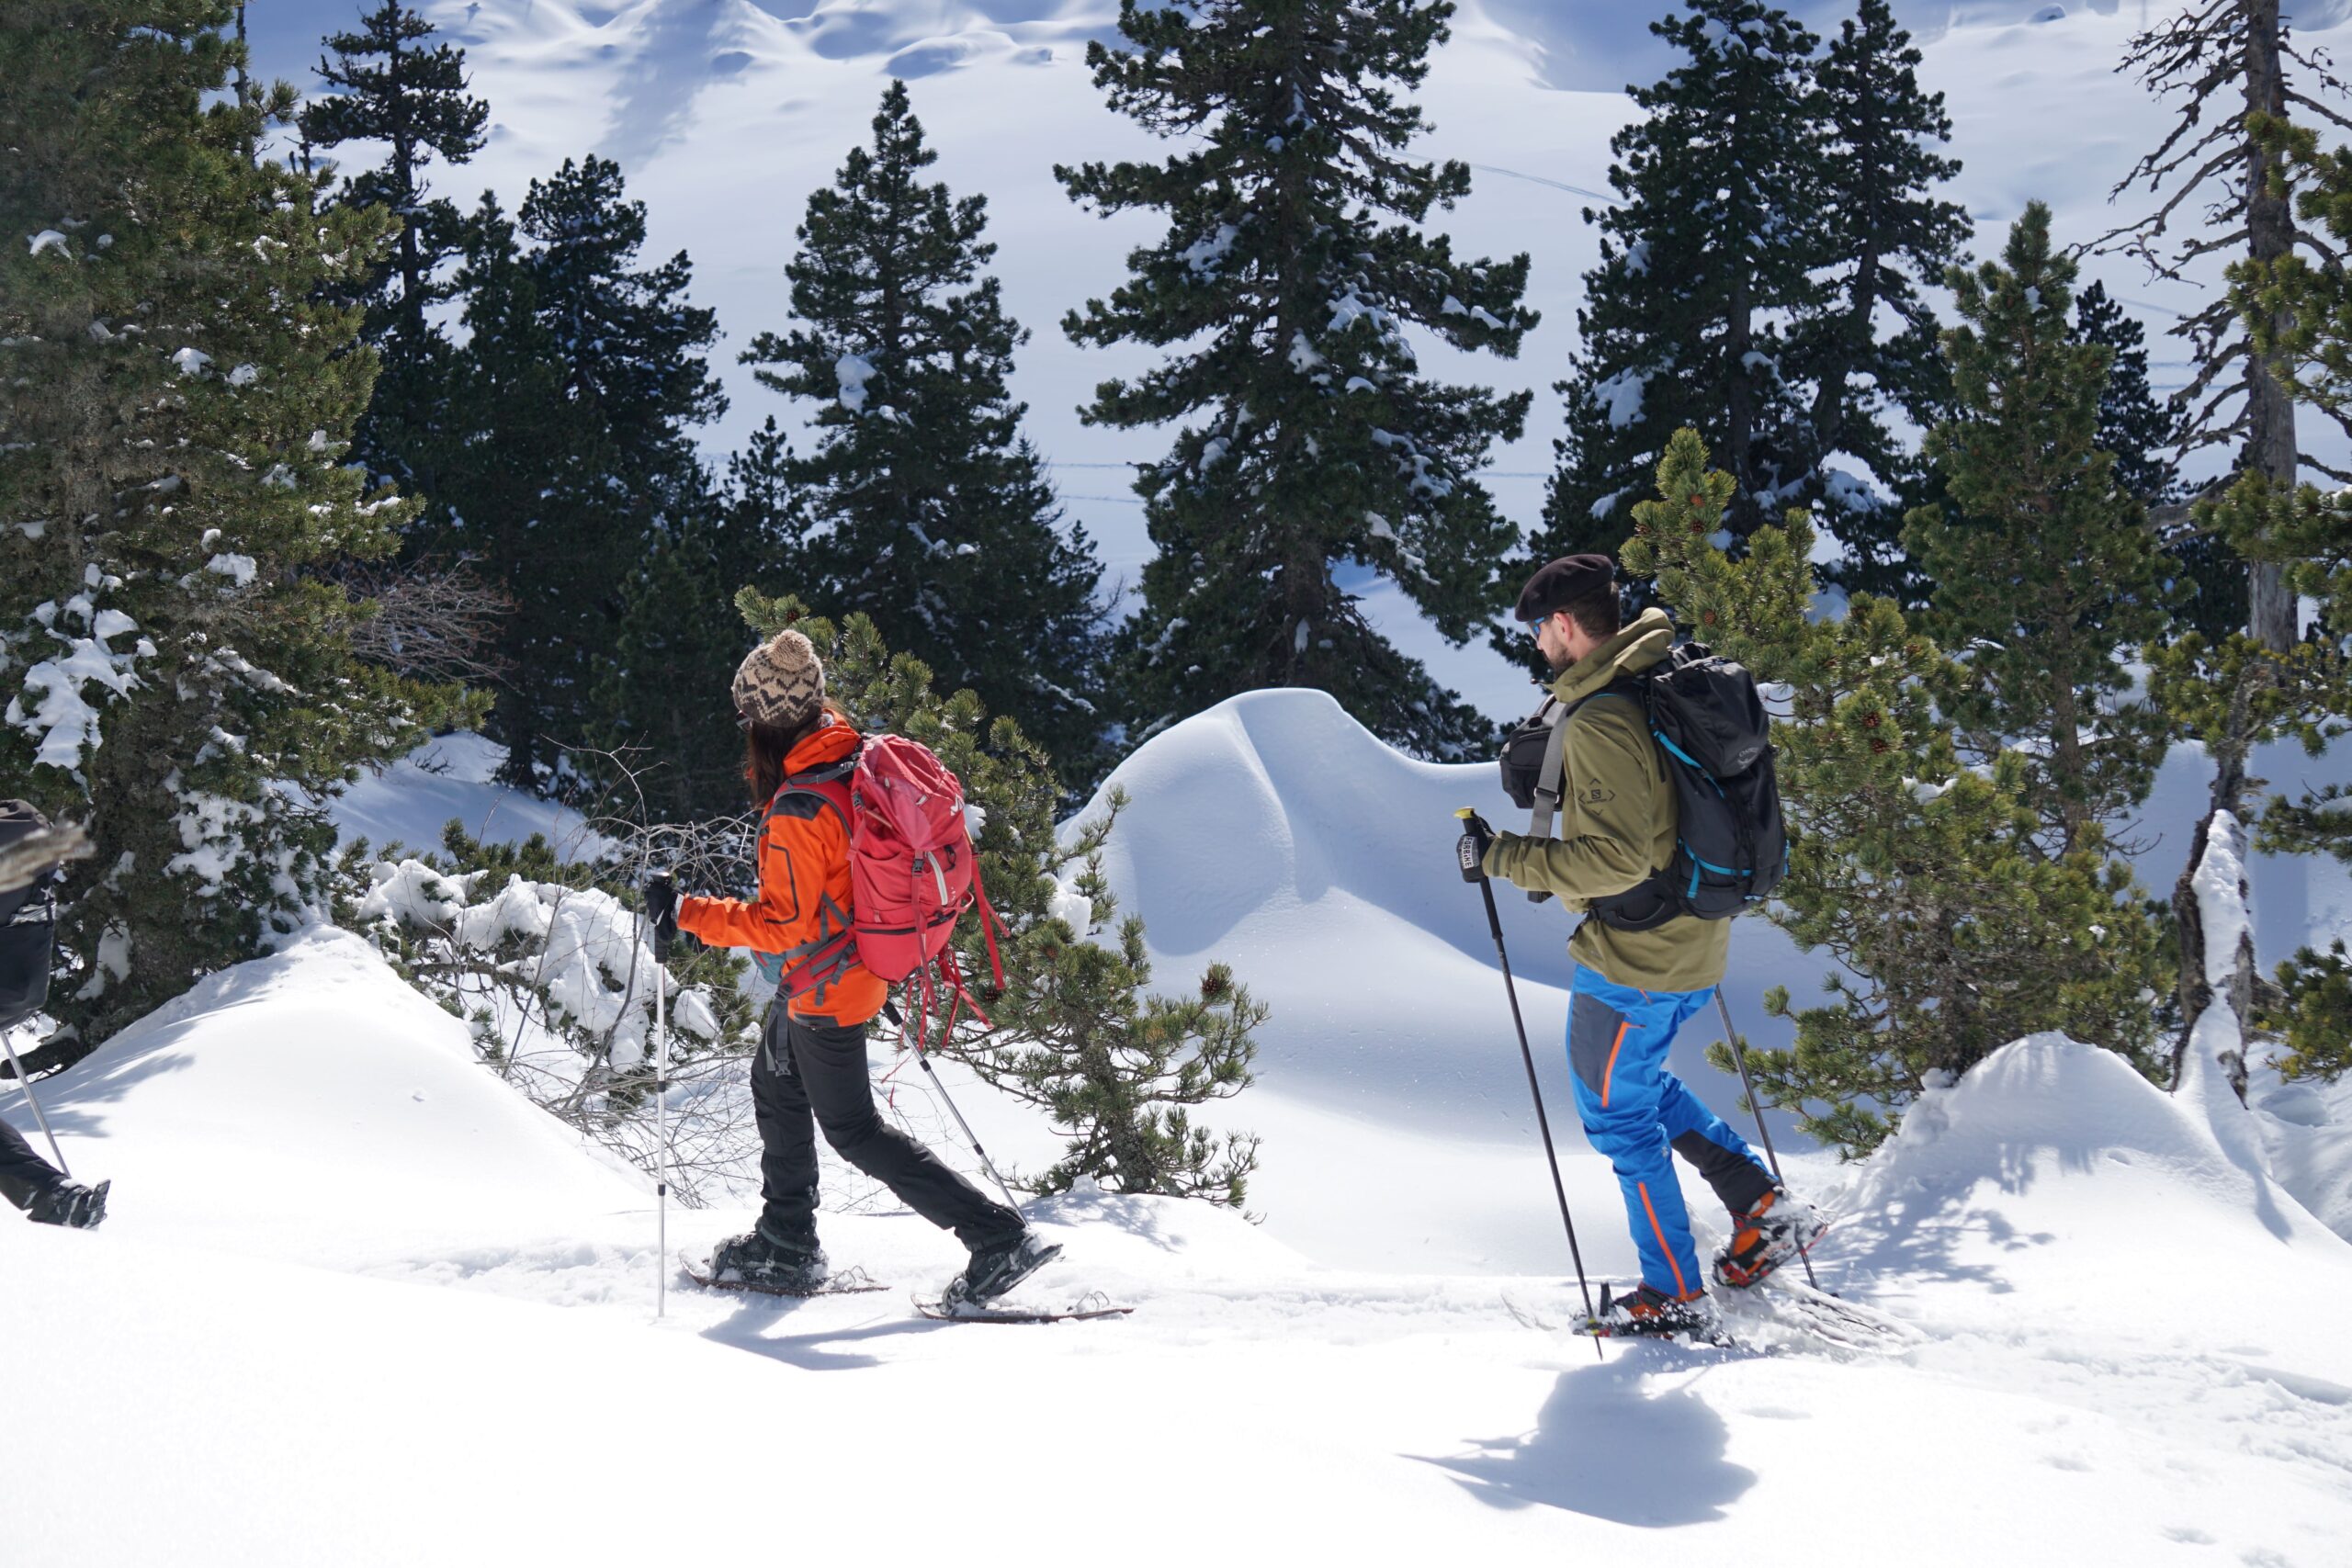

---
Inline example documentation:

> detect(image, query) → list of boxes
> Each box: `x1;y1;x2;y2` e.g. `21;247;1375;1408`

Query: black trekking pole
1712;990;1819;1290
1455;808;1601;1353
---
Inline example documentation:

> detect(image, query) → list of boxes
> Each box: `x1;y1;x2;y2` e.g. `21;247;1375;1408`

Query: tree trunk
2244;0;2301;651
1727;264;1755;535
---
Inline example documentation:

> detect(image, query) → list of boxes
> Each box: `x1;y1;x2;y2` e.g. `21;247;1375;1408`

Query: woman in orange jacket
653;629;1057;1303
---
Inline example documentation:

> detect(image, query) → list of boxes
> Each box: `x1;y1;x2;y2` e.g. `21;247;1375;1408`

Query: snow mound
1827;1034;2352;1362
334;730;613;862
3;927;645;1269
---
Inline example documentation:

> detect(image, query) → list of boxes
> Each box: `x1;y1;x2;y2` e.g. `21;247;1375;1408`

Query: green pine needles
744;83;1112;787
1625;426;2168;1156
0;0;477;1054
1059;0;1537;760
1904;203;2177;860
1528;0;1968;630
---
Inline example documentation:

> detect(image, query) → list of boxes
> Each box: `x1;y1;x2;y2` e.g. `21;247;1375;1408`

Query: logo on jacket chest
1580;783;1616;807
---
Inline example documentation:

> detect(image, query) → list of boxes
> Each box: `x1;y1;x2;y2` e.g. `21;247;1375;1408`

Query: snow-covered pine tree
1058;0;1535;758
1623;430;2167;1156
732;590;1263;1205
0;0;474;1057
299;0;489;500
1901;205;2176;859
1525;0;1825;595
742;82;1111;786
1800;0;1970;608
418;162;726;795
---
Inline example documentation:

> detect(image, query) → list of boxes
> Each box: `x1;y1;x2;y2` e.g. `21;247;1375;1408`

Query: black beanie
1514;553;1615;623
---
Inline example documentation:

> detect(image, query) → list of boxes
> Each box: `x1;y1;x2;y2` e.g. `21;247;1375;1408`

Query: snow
833;350;876;414
6;632;142;773
3;879;2346;1563
334;731;615;862
203;551;258;586
168;346;212;377
2194;809;2253;987
27;229;70;258
8;695;2352;1559
1593;366;1648;429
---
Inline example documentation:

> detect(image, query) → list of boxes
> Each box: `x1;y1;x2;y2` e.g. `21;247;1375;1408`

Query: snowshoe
1575;1281;1721;1340
943;1230;1061;1310
914;1289;1130;1325
1712;1188;1826;1290
701;1228;828;1293
25;1178;107;1230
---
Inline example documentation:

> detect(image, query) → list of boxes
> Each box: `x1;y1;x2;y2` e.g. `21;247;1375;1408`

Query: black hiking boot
706;1227;827;1292
1587;1281;1718;1338
1712;1187;1826;1290
944;1230;1061;1309
25;1178;107;1230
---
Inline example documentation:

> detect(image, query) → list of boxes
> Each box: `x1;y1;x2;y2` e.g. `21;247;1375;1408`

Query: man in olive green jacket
1475;554;1816;1334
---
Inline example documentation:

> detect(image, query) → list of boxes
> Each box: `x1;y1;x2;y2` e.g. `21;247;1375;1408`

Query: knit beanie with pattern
731;629;826;730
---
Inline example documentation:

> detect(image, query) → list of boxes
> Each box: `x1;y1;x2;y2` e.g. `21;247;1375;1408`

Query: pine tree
1802;0;1969;607
1901;205;2176;857
2072;280;2240;648
300;0;488;497
0;0;474;1055
723;415;808;590
2076;282;2181;507
1526;0;1824;595
595;509;750;820
1058;0;1535;759
743;83;1110;784
421;162;725;793
1622;430;2169;1156
732;591;1263;1204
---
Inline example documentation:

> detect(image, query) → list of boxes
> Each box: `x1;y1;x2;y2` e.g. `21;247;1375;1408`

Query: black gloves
1456;810;1496;884
643;871;678;954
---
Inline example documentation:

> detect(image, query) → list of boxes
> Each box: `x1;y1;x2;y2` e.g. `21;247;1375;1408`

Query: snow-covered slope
1072;689;2352;1266
334;730;614;862
10;926;2352;1566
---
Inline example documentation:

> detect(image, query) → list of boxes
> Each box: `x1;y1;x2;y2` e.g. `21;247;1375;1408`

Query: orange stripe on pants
1600;1020;1630;1109
1638;1179;1690;1298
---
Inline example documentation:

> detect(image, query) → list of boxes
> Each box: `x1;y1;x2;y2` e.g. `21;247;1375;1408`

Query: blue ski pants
1567;966;1775;1298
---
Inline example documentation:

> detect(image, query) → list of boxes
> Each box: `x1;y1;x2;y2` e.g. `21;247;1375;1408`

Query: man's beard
1544;643;1574;675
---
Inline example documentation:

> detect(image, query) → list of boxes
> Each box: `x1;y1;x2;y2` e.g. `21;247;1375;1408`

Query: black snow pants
0;1112;62;1213
751;1005;1022;1253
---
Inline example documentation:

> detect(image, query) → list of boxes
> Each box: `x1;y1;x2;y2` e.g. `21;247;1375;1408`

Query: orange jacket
676;715;887;1025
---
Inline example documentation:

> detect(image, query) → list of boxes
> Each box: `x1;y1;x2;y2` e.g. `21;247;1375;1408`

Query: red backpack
754;734;1005;1036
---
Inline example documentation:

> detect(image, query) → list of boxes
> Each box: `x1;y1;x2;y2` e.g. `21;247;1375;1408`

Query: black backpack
1499;644;1788;930
0;799;62;1029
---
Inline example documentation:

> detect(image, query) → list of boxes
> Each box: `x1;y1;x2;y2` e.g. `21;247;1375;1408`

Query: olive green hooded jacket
1481;606;1730;994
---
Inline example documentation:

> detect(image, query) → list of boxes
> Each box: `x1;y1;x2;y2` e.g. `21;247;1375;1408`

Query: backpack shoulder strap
1530;673;1651;839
